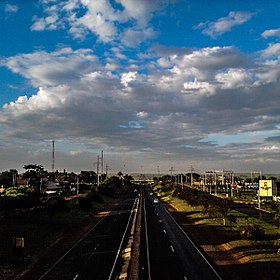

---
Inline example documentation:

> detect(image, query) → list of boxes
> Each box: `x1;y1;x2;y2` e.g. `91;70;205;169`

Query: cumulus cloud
121;27;157;47
262;28;280;38
195;11;254;38
215;69;254;89
261;43;280;58
4;4;19;13
4;48;98;87
32;0;162;45
121;71;137;87
1;43;280;171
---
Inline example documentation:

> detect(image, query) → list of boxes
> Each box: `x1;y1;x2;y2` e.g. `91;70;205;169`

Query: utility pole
169;167;174;180
101;150;104;175
106;164;109;178
76;176;79;194
97;155;100;187
190;165;194;186
52;139;55;173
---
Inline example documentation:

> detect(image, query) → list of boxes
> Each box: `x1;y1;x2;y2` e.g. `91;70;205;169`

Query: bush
87;192;103;203
240;224;264;240
41;195;70;222
227;214;237;224
269;201;279;212
75;197;92;209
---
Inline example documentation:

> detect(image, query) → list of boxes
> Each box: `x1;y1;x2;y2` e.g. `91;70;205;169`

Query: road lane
143;187;222;280
38;197;137;280
141;188;187;280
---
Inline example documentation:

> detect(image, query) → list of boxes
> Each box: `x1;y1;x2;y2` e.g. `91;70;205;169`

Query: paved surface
139;187;222;280
19;194;137;280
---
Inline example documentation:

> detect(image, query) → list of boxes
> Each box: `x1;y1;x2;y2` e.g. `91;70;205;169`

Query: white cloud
31;14;60;31
261;28;280;38
136;111;148;119
182;80;215;95
215;69;254;89
261;43;280;58
32;0;162;45
121;27;157;47
4;4;19;13
4;48;98;87
1;44;280;172
117;0;159;27
121;71;137;87
195;11;254;38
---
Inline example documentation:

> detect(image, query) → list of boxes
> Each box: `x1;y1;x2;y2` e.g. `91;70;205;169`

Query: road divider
117;193;141;280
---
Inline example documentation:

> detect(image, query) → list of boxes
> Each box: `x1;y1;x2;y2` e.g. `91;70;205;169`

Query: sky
0;0;280;175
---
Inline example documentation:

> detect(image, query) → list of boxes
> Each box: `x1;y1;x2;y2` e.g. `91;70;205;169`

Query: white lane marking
171;245;175;252
184;276;188;280
160;198;223;280
108;196;139;280
163;229;166;234
73;274;79;280
159;219;162;223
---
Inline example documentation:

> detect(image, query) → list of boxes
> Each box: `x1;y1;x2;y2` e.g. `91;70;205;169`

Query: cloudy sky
0;0;280;175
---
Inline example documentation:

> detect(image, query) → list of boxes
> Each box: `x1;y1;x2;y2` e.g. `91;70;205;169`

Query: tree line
0;164;134;222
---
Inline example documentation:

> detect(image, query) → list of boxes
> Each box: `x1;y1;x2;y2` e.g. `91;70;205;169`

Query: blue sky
0;0;280;174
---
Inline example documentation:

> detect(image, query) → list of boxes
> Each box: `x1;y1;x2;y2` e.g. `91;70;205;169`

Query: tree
0;185;38;219
215;198;232;225
0;169;18;187
23;164;45;189
79;171;97;184
99;176;122;197
40;195;70;222
240;224;264;240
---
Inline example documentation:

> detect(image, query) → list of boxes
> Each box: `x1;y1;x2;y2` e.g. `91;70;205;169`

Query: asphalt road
36;194;137;280
140;187;222;280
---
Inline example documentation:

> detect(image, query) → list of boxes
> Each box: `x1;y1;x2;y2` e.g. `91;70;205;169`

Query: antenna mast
52;139;55;172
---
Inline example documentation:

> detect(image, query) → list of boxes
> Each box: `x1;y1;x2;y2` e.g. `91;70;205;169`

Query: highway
20;187;223;280
139;187;222;280
35;193;138;280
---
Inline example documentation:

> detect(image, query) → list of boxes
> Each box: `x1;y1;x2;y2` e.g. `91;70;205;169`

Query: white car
153;198;159;204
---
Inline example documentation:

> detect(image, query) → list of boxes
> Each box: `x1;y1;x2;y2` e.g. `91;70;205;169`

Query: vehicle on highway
153;198;159;203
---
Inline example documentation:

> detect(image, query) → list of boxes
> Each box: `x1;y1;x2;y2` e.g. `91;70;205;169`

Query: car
153;198;159;204
150;192;153;195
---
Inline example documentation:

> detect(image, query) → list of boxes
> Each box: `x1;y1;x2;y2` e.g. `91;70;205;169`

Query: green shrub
87;192;103;203
227;214;237;224
240;224;264;240
76;197;92;209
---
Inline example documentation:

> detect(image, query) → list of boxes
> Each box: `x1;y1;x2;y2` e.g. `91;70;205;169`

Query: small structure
13;237;24;261
258;180;280;201
42;180;61;194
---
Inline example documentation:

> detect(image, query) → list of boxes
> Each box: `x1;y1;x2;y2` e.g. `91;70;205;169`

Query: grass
167;196;280;266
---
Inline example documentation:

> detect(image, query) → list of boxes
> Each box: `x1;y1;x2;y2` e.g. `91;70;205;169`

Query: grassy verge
167;196;280;263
